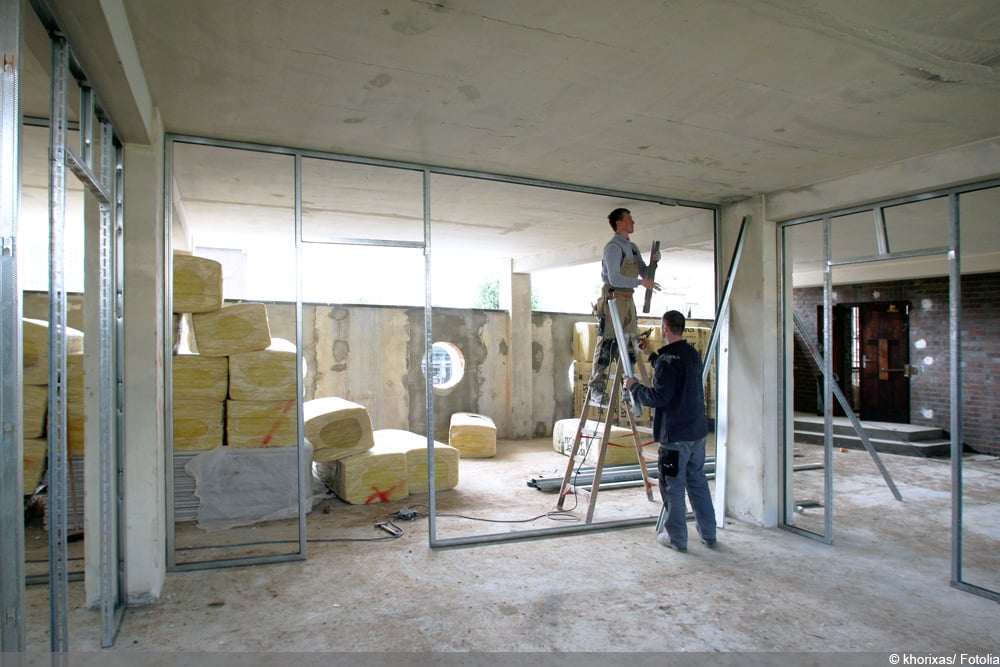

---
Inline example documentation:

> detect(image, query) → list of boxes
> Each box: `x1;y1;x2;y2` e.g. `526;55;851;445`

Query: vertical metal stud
0;0;25;650
294;153;307;556
821;216;834;545
424;169;437;543
948;193;962;586
98;117;124;647
113;141;128;613
47;35;71;653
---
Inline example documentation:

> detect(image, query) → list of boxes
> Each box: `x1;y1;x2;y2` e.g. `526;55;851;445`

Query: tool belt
593;287;633;315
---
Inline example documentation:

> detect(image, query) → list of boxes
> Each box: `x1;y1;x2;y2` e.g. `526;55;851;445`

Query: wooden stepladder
557;296;656;523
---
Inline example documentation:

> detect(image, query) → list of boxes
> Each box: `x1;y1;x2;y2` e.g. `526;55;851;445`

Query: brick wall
792;273;998;455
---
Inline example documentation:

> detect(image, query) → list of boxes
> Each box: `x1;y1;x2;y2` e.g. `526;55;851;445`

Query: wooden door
860;302;910;422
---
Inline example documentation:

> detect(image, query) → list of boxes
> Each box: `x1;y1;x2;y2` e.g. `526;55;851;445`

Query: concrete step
793;415;943;442
793;429;951;458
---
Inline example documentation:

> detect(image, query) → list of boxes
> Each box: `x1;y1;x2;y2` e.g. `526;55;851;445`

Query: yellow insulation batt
23;384;47;439
448;412;497;458
372;429;459;493
173;253;223;314
226;399;298;448
173;399;224;452
552;417;648;467
65;353;84;405
191;303;272;357
23;318;84;385
571;360;592;384
23;438;47;492
303;397;374;462
228;338;299;401
173;354;229;401
67;401;85;457
315;448;408;505
63;353;86;455
573;322;599;363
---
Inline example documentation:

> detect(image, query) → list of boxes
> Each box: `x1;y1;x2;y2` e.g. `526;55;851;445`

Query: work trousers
658;437;716;550
589;290;640;393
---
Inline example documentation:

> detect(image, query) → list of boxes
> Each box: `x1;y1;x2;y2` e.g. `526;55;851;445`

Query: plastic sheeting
184;443;327;531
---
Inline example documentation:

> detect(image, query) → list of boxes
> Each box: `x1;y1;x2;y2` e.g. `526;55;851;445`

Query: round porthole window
421;341;465;390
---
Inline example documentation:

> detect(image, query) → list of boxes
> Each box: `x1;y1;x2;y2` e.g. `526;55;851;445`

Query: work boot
588;384;608;406
657;532;687;552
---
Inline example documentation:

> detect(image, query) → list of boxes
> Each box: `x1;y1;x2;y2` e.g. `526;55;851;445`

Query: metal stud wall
0;1;128;648
778;179;1000;603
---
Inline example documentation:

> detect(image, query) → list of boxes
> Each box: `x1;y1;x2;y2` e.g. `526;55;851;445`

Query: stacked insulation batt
23;438;47;492
573;322;599;364
448;412;496;458
552;417;647;467
23;318;83;385
304;397;374;462
22;384;47;439
226;399;297;448
173;354;228;401
191;303;271;357
172;352;228;452
228;338;299;401
65;353;85;456
173;253;223;313
315;448;408;505
173;400;224;452
373;429;459;493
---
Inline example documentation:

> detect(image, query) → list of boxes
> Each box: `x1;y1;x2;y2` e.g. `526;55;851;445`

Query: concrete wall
253;303;600;442
265;302;512;441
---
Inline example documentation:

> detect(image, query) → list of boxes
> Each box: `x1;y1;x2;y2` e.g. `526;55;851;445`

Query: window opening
422;341;465;390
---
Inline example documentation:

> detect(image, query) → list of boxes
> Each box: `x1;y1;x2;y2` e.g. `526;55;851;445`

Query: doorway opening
820;301;911;423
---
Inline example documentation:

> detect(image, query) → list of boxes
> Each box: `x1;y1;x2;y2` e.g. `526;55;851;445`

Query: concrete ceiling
21;0;1000;275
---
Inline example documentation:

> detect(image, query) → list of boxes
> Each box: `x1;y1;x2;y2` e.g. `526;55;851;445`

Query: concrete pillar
82;193;106;607
120;111;166;603
719;197;779;527
508;272;533;439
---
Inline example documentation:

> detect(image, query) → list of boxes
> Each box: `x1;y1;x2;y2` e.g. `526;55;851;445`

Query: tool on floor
557;296;656;523
375;521;403;536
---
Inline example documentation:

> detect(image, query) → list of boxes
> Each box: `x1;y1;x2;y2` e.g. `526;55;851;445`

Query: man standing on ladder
625;310;717;553
587;208;660;405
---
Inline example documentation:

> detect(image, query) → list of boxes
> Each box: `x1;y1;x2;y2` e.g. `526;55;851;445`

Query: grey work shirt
601;234;648;289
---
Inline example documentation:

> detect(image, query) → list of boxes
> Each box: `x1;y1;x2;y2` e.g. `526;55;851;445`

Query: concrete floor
22;437;999;654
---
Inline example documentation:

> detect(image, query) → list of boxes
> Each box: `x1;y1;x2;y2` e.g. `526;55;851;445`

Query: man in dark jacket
625;310;717;552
